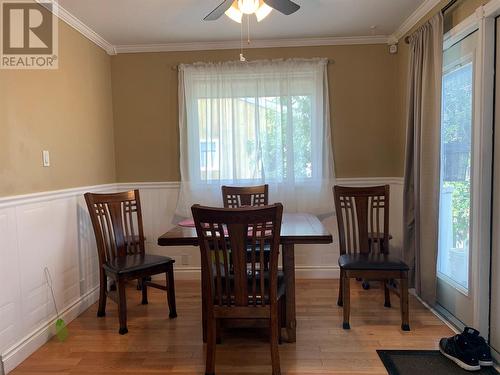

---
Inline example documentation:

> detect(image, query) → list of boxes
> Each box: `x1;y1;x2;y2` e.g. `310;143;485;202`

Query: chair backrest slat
222;185;269;208
334;185;390;255
192;204;283;309
85;190;146;267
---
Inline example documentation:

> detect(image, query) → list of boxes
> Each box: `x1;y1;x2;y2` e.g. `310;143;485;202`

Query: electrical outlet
42;150;50;167
181;254;189;265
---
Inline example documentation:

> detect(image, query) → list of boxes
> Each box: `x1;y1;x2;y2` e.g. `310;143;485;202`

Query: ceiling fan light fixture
255;3;272;22
237;0;260;15
225;3;243;23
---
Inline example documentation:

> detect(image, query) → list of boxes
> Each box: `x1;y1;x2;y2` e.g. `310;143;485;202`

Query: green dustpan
44;267;68;342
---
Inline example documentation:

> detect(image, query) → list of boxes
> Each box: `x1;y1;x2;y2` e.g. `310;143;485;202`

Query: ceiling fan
204;0;300;23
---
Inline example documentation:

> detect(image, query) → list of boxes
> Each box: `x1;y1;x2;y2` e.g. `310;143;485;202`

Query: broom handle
44;267;60;318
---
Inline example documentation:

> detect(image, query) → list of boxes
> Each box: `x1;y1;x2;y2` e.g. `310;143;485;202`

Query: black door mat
377;350;498;375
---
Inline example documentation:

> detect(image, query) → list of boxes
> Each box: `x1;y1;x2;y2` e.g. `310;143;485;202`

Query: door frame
441;4;494;337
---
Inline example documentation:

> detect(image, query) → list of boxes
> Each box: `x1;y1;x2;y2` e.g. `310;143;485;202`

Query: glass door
437;31;477;325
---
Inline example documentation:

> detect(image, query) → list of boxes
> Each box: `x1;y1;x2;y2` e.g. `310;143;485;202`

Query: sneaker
462;327;494;367
439;335;481;371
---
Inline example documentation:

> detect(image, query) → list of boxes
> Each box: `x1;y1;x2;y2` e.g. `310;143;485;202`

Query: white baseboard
409;290;460;334
295;266;340;279
173;267;202;280
2;286;99;374
492;348;500;368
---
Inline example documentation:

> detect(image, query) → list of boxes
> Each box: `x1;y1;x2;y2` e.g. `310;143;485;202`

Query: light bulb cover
225;4;243;23
255;3;272;22
238;0;260;15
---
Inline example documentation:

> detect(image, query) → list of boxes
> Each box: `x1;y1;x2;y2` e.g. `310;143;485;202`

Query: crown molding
36;0;116;55
484;0;500;17
114;35;390;54
56;3;117;55
389;0;442;43
36;1;431;54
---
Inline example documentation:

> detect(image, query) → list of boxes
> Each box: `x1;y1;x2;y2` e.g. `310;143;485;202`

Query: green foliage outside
197;94;314;182
260;95;312;180
441;63;472;249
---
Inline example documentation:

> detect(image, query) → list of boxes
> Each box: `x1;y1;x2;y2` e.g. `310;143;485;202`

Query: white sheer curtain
176;58;335;217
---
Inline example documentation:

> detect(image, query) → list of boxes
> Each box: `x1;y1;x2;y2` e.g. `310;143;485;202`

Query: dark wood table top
157;213;333;247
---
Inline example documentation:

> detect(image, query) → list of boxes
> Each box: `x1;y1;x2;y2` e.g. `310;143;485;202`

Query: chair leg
141;277;148;305
97;270;108;318
216;319;222;345
384;279;391;308
270;305;281;375
117;279;128;335
337;269;344;307
166;263;177;318
205;317;216;375
97;270;107;317
280;295;286;328
277;297;283;345
342;274;350;330
400;275;410;331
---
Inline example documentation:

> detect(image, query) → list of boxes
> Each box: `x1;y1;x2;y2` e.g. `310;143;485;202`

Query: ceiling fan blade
204;0;235;20
263;0;300;15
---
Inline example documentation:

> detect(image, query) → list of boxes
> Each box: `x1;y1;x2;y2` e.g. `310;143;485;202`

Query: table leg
282;243;297;343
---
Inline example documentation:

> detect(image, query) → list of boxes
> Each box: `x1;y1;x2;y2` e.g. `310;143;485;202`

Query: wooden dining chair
222;184;271;268
221;184;269;208
192;203;285;375
333;185;410;331
85;190;177;335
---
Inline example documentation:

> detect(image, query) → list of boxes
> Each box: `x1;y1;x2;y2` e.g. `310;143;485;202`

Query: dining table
157;213;333;343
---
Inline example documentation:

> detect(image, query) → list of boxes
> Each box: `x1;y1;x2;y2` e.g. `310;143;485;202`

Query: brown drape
403;13;443;306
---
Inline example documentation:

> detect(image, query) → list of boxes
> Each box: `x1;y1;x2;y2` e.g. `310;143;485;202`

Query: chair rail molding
0;184;116;209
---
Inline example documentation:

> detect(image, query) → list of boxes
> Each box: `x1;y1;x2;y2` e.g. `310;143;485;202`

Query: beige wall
2;0;489;195
0;21;116;197
111;44;401;182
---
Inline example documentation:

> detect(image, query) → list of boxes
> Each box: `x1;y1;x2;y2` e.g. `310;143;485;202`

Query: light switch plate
42;150;50;167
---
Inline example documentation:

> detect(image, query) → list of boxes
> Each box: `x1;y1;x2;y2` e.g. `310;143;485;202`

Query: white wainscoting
0;184;115;373
0;177;403;373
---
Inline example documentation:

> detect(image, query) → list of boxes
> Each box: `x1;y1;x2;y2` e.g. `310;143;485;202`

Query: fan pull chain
247;14;251;44
240;15;246;62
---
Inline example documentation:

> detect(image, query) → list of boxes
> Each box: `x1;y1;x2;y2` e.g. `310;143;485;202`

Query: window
196;95;313;181
176;59;335;216
438;39;475;293
199;140;219;172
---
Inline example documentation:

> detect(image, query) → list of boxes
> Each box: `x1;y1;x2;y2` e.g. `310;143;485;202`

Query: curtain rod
170;59;335;71
404;0;458;44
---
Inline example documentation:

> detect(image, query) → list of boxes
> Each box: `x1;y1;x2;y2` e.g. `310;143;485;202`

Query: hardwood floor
12;279;453;374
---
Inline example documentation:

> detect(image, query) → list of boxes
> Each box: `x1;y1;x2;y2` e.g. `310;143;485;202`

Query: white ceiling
57;0;426;47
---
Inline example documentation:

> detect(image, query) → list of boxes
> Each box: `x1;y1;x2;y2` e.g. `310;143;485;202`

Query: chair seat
339;253;409;271
104;254;174;275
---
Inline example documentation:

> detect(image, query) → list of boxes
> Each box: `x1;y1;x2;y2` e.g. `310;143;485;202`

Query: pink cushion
178;219;195;227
